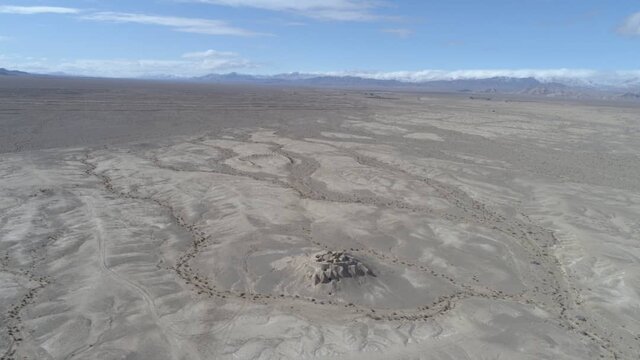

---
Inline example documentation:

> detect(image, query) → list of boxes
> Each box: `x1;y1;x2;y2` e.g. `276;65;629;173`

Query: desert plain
1;76;639;359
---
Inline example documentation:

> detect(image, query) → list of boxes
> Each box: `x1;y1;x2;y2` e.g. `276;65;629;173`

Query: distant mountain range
191;73;639;100
619;92;640;99
0;67;30;76
195;72;545;90
1;67;639;100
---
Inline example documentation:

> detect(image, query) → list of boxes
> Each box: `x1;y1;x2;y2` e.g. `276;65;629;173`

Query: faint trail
116;146;536;319
78;135;621;358
84;196;162;320
66;158;211;359
65;195;184;360
141;141;519;299
212;134;622;357
78;153;251;346
79;151;479;322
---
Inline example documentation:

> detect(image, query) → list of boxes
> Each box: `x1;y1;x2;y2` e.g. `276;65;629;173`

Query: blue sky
0;1;639;79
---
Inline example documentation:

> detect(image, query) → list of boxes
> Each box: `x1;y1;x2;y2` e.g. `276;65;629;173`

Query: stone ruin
311;251;375;285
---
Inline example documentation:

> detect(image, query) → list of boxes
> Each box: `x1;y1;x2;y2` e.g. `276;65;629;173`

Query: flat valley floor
1;77;639;359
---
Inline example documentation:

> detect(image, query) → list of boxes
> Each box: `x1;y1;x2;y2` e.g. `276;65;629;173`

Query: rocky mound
311;251;374;285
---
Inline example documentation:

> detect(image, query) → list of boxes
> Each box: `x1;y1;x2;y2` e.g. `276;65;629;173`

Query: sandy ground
1;77;639;359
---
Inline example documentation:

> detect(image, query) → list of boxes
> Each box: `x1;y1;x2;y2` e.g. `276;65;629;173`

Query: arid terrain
1;77;639;359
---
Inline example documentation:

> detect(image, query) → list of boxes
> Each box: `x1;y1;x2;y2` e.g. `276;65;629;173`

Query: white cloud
182;49;238;58
314;69;640;88
1;6;262;37
82;12;264;36
283;21;306;26
0;50;255;77
0;35;10;42
320;69;602;83
190;0;380;21
0;5;79;14
381;28;413;38
618;12;640;35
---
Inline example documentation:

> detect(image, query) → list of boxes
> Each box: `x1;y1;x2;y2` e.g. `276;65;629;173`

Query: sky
0;0;639;80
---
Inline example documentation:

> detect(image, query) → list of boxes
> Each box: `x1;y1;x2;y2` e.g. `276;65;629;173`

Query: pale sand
1;77;639;359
